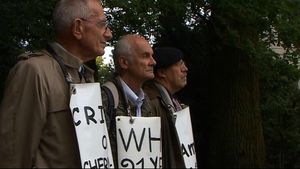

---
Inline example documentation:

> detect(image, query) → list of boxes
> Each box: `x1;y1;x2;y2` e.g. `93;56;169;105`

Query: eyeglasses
80;17;110;31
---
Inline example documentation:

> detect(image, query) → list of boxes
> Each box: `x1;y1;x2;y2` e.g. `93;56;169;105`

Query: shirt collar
120;78;145;105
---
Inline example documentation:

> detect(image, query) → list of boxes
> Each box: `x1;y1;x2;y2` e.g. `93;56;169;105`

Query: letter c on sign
72;107;81;126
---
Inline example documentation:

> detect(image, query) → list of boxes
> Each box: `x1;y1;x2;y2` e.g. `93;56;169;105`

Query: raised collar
47;42;94;74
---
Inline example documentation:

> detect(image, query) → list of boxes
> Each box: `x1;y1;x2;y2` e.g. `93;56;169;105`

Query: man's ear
119;56;129;70
72;19;84;39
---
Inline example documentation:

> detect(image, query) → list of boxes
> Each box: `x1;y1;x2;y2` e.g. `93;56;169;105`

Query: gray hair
52;0;95;35
112;35;135;73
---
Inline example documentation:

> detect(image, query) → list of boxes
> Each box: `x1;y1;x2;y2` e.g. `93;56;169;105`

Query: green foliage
0;0;56;50
1;0;300;167
208;0;300;59
0;0;57;100
258;47;300;168
103;0;161;43
209;0;300;166
95;56;115;84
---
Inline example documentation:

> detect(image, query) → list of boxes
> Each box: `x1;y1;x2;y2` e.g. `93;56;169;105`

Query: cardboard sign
69;83;114;168
175;107;197;168
116;116;161;168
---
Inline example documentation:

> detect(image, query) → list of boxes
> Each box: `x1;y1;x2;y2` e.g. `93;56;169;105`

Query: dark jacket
101;76;158;167
143;81;186;168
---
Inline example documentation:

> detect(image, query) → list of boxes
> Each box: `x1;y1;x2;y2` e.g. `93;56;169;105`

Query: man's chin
97;51;105;56
146;74;155;80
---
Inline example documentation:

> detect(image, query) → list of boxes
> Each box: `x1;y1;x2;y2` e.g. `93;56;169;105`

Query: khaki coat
0;42;94;168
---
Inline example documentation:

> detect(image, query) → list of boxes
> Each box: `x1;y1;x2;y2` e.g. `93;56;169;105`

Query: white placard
69;83;114;168
175;107;197;168
116;116;162;168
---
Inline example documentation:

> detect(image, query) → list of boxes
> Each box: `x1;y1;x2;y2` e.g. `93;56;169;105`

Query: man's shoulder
143;81;161;100
102;80;120;109
16;50;54;66
10;50;59;78
18;50;46;59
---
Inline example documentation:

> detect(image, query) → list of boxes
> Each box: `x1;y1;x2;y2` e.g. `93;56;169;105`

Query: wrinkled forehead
87;0;106;19
134;38;153;54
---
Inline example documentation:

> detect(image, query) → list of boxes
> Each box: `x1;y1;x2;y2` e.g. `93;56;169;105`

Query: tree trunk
208;47;266;168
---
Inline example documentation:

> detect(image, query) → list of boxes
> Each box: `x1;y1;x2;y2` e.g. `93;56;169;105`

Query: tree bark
208;47;266;168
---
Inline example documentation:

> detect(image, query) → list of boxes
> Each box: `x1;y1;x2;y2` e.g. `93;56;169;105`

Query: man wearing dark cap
143;47;189;168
